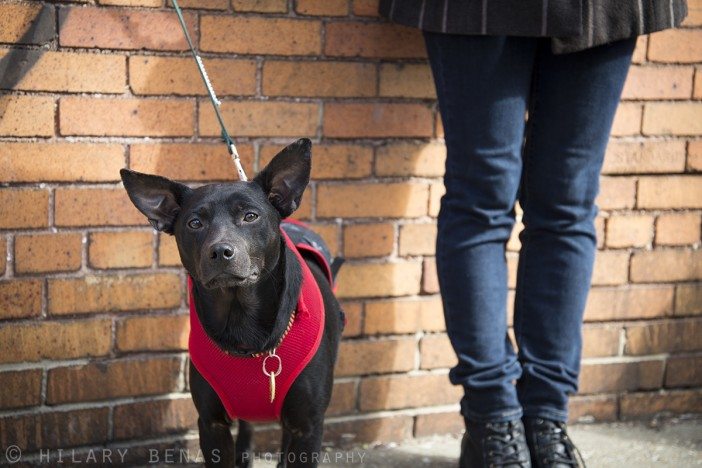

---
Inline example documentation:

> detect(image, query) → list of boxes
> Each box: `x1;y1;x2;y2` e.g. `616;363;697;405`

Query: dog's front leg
198;418;236;467
190;363;237;467
282;420;324;468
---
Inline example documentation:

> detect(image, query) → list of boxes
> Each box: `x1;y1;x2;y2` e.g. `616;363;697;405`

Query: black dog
121;139;343;467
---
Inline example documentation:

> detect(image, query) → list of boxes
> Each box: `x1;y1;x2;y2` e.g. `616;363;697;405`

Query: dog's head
120;138;311;289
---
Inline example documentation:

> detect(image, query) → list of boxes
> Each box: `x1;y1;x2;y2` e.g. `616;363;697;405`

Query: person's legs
514;38;636;422
424;31;537;423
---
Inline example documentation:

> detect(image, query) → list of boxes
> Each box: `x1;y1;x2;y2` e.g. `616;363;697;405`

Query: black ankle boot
460;419;531;468
522;418;585;467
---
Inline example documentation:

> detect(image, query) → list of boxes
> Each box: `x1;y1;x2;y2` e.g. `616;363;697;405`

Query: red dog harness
188;225;328;422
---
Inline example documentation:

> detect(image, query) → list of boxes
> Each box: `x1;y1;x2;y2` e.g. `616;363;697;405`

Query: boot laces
484;421;529;467
536;421;586;467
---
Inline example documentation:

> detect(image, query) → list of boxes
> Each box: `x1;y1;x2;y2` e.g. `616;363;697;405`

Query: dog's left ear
254;138;311;218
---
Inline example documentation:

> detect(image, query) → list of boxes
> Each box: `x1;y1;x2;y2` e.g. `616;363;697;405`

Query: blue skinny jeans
425;32;635;423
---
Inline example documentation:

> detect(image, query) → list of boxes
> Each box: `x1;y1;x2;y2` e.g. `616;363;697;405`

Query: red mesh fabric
188;228;325;422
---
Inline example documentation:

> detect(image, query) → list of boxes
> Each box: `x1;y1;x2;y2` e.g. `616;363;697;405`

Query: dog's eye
243;213;258;223
188;219;203;229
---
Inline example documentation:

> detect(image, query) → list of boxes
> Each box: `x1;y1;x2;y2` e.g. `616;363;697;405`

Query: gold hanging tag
262;350;282;403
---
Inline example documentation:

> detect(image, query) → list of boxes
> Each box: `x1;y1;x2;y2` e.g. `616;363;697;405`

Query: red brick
336;261;422;298
335;338;416;376
263;60;376;97
159;234;182;266
632;35;648;64
399;223;437;256
419;296;445;331
117;314;189;352
605;215;654;248
621;66;693;100
0;50;125;93
0;408;109;451
610;103;642;136
364;298;422;335
200;101;318;138
582;325;621;358
0;319;111;364
59;7;195;51
49;273;181;315
690;140;702;171
101;0;163;6
60;97;194;137
621;389;702;418
325;22;426;58
131;143;254;182
0;236;5;275
0;142;124;182
343;223;395;258
675;283;702;316
656;213;701;246
0;95;54;137
643;103;702;136
296;0;347;15
597;176;636;210
625;318;702;355
568;395;618;423
637;175;702;208
130;56;256;96
0;370;42;409
324;103;433;138
261;144;373;180
422;257;439;294
0;188;49;229
683;0;702;25
376;141;446;177
630;249;702;283
326;380;357;416
359;373;461;411
47;357;181;404
0;3;55;45
232;0;287;12
0;280;42;320
602;140;686;174
318;182;428;218
414;411;463;437
353;0;380;16
420;334;457;369
665;354;702;387
201;16;320;54
166;0;229;9
55;188;145;227
578;359;664;394
341;301;363;337
429;182;445;216
379;63;435;98
584;286;674;321
113;397;197;439
591;250;629;286
15;233;82;274
648;29;702;63
89;231;153;269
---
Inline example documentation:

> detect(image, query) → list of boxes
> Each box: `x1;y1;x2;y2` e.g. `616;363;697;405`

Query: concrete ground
254;416;701;467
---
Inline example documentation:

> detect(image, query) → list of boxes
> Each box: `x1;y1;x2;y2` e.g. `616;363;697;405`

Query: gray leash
171;0;248;181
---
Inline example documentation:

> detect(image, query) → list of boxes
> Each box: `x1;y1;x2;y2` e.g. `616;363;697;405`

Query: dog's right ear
120;169;191;234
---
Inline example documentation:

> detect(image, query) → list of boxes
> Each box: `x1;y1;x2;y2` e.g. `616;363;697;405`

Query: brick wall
0;0;701;462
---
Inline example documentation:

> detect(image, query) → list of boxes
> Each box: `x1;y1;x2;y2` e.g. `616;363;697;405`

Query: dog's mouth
203;271;259;289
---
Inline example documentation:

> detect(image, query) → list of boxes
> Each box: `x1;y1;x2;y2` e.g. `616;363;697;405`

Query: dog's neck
191;238;302;355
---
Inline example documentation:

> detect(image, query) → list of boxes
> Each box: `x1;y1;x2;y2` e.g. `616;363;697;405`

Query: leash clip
262;349;282;403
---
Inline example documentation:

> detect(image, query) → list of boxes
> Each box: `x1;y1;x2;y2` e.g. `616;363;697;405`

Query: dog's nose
209;243;235;261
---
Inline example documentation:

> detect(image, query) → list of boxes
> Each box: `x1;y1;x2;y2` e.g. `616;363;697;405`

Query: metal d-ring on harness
171;0;248;181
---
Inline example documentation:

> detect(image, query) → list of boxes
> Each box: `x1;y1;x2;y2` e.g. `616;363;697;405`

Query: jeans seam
514;50;541;352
